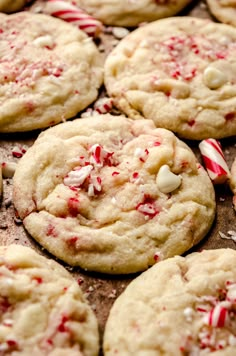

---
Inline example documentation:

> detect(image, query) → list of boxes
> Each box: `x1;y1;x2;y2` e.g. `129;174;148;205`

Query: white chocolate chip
156;165;182;194
203;66;227;89
33;35;54;48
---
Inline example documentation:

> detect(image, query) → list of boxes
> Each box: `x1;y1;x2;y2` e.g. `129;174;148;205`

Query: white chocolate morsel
2;161;18;178
156;165;182;194
33;35;54;48
203;66;227;89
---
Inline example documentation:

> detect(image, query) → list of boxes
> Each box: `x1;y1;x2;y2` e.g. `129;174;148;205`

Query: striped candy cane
207;305;228;328
44;0;103;37
199;138;230;184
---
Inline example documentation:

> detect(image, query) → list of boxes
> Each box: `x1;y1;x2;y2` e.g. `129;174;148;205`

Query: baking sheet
0;0;235;352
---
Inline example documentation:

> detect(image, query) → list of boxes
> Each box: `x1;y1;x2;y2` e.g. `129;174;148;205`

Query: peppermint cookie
104;248;236;355
0;0;29;13
0;244;99;355
72;0;193;27
230;157;236;210
207;0;236;27
13;114;215;274
0;12;103;132
105;17;236;140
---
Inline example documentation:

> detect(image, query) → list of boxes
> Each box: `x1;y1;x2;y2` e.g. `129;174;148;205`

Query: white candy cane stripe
199;139;230;184
45;0;103;37
207;305;228;328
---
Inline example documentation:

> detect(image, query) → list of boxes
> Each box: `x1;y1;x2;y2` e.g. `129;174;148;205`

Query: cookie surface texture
72;0;192;27
0;0;28;13
13;114;215;274
104;248;236;355
105;17;236;140
207;0;236;27
0;244;99;355
0;12;103;132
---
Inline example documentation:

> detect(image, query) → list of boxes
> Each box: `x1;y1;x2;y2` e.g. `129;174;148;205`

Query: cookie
207;0;236;27
71;0;193;27
0;0;29;13
104;248;236;355
230;157;236;210
104;17;236;140
13;114;215;274
0;244;99;355
0;12;103;132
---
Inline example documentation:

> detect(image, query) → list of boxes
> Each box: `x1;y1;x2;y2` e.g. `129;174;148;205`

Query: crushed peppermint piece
12;146;26;158
112;27;130;39
219;231;236;243
64;165;93;186
136;196;159;218
134;147;149;162
1;161;17;178
153;251;161;262
94;97;113;114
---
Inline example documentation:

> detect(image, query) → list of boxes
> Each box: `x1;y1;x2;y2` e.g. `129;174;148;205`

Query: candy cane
199;138;230;184
44;0;103;37
207;305;228;328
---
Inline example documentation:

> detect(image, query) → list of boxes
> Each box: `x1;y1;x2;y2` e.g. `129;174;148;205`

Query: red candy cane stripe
45;0;103;37
199;138;230;184
207;305;228;328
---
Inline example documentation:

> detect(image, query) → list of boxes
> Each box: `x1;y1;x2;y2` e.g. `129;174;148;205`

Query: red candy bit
68;197;80;217
112;171;120;176
77;277;84;285
58;316;69;332
12;146;24;158
46;339;53;346
46;224;58;238
0;297;11;312
89;144;114;167
153;141;161;146
187;119;195;127
33;277;43;284
67;236;78;245
207;305;228;328
6;340;18;348
197;307;207;313
225;112;235;121
153;251;161;261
